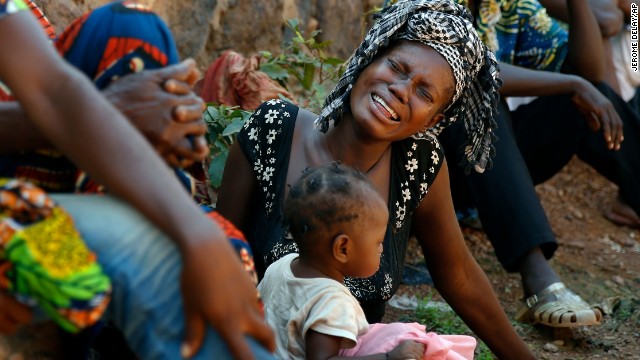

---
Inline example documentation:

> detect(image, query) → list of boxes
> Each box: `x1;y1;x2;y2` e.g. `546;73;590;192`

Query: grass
400;291;495;359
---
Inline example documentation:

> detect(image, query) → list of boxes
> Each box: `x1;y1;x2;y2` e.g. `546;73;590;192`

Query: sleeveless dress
237;99;444;321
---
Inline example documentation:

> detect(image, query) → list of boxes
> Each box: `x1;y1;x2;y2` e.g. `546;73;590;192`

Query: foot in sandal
515;282;602;327
516;247;601;328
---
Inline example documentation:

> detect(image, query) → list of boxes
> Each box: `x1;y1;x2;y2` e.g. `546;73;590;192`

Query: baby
257;163;476;359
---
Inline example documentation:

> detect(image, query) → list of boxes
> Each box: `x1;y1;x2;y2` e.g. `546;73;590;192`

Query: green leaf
221;118;246;136
302;63;316;90
208;149;230;188
206;106;221;119
260;63;290;81
324;57;344;66
213;139;227;152
241;110;253;122
286;18;299;30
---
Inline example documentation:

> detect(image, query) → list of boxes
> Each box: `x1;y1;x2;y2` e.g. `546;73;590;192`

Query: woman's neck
309;116;392;174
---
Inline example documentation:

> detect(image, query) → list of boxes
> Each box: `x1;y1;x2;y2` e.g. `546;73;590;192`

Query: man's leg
439;101;558;277
52;194;274;360
440;100;601;327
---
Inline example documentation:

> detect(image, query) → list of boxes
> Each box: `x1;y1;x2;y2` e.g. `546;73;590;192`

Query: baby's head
284;163;389;278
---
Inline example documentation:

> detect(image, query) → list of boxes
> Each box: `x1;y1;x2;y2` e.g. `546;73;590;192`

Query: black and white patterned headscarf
314;0;502;173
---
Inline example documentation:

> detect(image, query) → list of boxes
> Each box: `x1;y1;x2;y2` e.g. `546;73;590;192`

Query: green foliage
408;291;495;359
259;18;345;113
202;103;252;188
202;18;347;190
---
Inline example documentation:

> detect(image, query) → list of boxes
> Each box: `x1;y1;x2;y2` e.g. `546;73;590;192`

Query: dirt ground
1;157;638;359
387;157;640;359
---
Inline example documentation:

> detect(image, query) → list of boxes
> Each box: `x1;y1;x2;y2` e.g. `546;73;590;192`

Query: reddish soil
1;157;638;359
386;157;640;359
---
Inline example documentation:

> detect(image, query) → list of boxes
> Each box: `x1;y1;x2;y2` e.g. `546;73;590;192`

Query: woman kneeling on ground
218;1;533;358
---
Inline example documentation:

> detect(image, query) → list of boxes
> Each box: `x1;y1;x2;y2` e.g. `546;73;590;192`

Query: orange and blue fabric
0;1;191;193
27;0;55;40
0;179;111;333
55;1;177;91
202;207;259;287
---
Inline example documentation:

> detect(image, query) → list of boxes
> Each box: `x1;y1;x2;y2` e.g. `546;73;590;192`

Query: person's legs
52;194;274;360
441;99;602;326
582;84;640;225
512;84;640;227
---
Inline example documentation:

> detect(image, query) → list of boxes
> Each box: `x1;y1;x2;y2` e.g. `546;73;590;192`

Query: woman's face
348;40;455;142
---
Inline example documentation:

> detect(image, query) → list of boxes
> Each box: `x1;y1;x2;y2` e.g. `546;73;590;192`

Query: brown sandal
515;282;602;328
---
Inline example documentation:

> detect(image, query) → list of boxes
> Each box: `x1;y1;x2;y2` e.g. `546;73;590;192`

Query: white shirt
258;253;369;359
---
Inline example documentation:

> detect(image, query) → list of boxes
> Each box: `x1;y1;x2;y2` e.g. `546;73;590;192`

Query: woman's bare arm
412;161;535;359
216;141;258;232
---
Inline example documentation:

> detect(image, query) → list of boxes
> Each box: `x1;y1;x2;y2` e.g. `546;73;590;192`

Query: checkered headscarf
314;0;502;173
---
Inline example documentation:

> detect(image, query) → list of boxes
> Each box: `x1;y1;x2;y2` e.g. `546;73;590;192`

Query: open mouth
372;94;399;122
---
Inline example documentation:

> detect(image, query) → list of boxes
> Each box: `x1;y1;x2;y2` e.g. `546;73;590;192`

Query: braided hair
284;163;385;255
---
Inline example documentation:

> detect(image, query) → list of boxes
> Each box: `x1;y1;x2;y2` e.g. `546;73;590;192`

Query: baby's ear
332;234;351;263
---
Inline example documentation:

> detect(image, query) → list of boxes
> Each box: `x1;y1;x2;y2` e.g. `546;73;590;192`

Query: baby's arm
305;330;424;360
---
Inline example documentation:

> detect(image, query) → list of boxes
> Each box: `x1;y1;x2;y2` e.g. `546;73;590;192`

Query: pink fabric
339;323;476;360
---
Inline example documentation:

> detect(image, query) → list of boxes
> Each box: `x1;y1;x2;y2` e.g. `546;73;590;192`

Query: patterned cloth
203;208;259;286
195;50;295;111
316;0;501;173
457;0;569;72
0;1;189;194
238;99;443;320
26;0;54;40
0;179;111;333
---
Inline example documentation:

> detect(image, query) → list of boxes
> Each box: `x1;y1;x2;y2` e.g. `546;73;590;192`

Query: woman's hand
570;77;624;150
387;340;425;360
103;59;209;168
179;228;275;359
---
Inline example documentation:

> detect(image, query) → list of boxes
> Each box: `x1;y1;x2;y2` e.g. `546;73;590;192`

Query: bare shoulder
295;107;319;131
